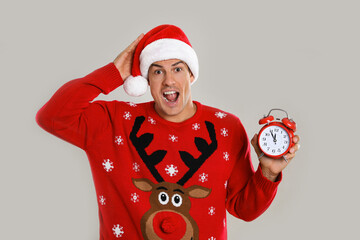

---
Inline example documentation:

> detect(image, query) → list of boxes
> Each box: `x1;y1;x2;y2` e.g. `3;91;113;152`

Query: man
36;24;300;240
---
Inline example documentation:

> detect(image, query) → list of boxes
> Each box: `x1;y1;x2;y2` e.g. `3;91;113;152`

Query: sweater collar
147;100;202;127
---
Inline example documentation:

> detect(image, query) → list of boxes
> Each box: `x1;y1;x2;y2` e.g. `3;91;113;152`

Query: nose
163;72;176;86
153;211;187;240
161;217;176;233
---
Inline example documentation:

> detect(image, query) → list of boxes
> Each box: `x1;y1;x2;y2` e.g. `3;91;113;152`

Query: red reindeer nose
153;211;186;240
161;217;176;233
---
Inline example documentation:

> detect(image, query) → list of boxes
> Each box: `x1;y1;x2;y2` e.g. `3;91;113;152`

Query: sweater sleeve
225;118;282;221
36;63;123;150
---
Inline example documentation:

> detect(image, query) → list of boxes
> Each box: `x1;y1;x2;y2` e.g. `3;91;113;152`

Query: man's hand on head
113;33;144;80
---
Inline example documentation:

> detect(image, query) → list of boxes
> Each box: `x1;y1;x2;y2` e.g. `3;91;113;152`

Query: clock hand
270;130;277;143
274;133;277;144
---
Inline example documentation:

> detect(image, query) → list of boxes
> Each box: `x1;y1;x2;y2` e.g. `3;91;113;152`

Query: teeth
164;91;177;95
162;90;178;103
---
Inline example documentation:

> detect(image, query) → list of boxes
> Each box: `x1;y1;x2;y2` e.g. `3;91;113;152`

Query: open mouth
163;90;179;103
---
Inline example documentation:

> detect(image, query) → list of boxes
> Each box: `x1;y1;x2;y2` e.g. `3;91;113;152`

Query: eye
174;67;182;72
154;70;162;75
158;192;169;205
171;194;182;207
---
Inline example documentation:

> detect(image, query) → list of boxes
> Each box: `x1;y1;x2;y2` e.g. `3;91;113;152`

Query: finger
250;134;257;146
289;143;300;154
293;135;300;144
250;134;257;147
250;134;262;155
283;151;295;163
126;33;144;52
134;33;144;44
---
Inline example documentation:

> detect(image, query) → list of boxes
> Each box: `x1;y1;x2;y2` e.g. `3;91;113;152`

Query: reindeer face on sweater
133;179;211;212
130;116;217;240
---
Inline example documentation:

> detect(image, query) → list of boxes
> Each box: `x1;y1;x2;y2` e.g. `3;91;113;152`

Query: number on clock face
259;125;290;156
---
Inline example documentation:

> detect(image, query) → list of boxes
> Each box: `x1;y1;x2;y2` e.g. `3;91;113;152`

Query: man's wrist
260;164;280;182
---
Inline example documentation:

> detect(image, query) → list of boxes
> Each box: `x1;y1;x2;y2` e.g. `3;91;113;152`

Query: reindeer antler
130;116;167;183
177;121;217;186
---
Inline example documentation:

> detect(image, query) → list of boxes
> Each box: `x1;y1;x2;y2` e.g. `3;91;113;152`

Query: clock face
258;124;291;157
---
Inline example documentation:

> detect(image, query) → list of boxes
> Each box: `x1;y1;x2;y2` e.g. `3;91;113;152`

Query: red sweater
36;63;281;240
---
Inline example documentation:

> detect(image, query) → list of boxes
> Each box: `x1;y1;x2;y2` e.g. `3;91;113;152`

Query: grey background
1;0;359;239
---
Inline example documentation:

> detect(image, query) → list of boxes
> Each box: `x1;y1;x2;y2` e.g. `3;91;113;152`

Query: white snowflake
102;159;114;172
127;102;137;107
208;237;217;240
169;134;178;142
223;152;230;161
215;112;227;119
148;116;156;125
208;206;216;216
220;128;229;137
123;111;132;120
199;173;208;183
224;181;228;189
192;123;200;130
165;164;178;177
131;193;140;203
112;224;124;238
133;162;140;173
99;195;106;205
115;136;124;145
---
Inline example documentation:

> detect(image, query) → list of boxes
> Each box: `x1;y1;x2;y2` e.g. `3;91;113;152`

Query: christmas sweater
36;63;282;240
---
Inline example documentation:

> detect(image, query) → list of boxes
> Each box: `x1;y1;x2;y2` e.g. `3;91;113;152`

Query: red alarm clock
258;109;297;159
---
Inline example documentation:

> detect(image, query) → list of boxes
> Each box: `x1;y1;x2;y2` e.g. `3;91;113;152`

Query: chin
156;103;186;121
163;106;183;116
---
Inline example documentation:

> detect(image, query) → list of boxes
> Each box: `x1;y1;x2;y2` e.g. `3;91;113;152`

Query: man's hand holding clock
251;134;300;182
250;109;301;182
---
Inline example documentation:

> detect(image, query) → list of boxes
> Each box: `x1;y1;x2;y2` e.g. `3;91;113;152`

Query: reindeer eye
158;192;169;205
172;194;182;207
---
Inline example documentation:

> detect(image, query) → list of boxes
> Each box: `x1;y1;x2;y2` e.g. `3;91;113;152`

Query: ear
190;73;195;84
186;64;195;84
186;185;211;199
132;178;154;192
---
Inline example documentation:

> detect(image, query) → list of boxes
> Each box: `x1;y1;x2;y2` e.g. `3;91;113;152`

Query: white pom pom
123;75;148;97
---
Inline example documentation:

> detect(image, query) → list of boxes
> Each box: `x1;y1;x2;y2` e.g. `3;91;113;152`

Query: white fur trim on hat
123;75;148;97
139;38;199;83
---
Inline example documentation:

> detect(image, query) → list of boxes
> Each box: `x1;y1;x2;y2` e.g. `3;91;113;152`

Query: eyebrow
150;60;185;68
173;189;184;194
171;60;185;66
150;63;163;68
156;186;168;191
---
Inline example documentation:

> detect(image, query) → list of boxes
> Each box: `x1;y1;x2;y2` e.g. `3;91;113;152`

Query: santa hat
123;24;199;97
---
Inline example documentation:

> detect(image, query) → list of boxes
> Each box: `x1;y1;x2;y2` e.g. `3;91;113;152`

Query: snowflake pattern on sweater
36;63;282;240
